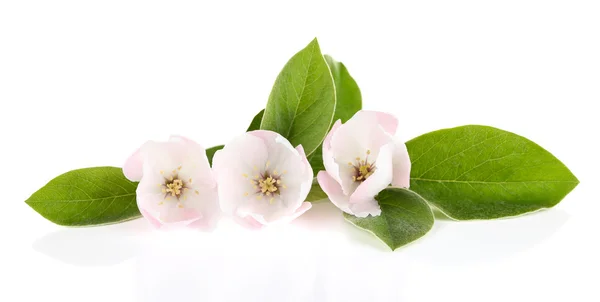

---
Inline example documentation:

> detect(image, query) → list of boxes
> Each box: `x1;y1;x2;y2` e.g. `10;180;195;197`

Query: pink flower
317;111;411;217
212;130;313;229
123;136;220;230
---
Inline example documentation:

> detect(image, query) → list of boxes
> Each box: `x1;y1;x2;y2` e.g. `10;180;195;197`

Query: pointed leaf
25;167;140;226
246;109;264;132
406;125;579;220
260;38;336;156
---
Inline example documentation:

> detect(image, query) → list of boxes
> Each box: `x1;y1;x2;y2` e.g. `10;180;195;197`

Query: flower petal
317;171;352;214
123;147;143;182
233;214;264;230
140;208;163;229
322;120;343;184
391;137;411;188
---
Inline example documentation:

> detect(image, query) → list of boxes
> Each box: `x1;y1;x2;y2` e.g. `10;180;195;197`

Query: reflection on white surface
404;209;569;266
32;219;149;266
33;202;568;301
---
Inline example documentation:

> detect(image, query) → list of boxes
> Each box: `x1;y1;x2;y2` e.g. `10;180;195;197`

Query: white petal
322;120;343;184
391;137;411;188
317;171;352;214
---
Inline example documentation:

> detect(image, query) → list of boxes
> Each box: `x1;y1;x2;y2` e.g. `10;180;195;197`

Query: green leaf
246;109;264;132
25;167;140;226
324;55;362;123
344;188;434;250
406;125;579;220
206;145;224;166
305;180;328;202
307;55;362;176
260;38;336;156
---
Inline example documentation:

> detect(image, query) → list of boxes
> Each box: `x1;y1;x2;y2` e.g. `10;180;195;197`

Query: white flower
317;111;411;217
212;130;313;228
123;136;220;229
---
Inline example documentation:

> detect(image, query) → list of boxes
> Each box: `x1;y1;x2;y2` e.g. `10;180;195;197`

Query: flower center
242;161;287;204
157;167;199;208
349;149;376;182
165;179;184;197
258;176;279;195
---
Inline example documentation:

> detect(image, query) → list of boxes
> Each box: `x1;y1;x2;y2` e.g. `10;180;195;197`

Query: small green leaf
246;109;264;132
261;38;336;156
206;145;224;166
406;125;579;220
305;181;328;202
344;188;434;250
25;167;140;226
324;55;362;123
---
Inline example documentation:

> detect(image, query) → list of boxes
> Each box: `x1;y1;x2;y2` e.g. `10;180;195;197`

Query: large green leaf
344;188;434;250
307;55;362;176
406;125;579;220
260;38;336;156
25;167;140;226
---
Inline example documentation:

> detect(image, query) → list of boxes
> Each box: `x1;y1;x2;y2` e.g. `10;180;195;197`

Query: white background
1;1;599;301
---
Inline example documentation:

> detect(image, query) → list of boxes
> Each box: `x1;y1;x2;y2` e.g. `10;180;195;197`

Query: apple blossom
123;136;220;230
212;130;313;228
317;111;411;217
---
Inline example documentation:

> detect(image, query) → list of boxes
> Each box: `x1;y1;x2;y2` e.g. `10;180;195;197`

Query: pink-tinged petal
233;214;264;230
289;202;312;221
187;216;218;231
295;144;314;202
349;143;394;217
391;137;411;188
123;148;143;181
349;198;381;218
322;120;343;184
179;185;220;230
373;111;399;135
140;208;163;229
248;130;279;142
317;171;352;214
